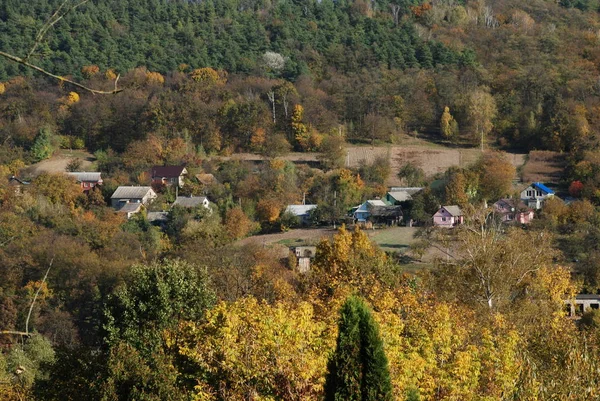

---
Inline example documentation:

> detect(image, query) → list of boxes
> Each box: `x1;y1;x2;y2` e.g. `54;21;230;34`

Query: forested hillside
2;0;600;155
4;1;600;400
0;0;466;80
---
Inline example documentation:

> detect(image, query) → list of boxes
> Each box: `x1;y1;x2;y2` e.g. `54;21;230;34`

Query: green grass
277;238;311;247
369;227;418;254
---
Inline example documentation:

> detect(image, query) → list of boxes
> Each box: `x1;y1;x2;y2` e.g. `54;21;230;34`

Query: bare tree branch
0;50;122;95
25;258;54;335
1;0;121;95
0;330;30;337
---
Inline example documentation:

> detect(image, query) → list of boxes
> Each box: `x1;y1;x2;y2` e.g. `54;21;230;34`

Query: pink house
433;205;464;228
493;199;534;224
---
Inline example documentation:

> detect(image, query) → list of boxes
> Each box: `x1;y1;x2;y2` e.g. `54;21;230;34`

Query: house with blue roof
520;182;555;210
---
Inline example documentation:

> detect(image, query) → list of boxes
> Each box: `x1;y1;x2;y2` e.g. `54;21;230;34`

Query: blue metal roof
532;182;555;195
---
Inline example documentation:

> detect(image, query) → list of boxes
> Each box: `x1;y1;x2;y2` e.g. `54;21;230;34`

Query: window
526;190;533;197
442;217;447;221
536;190;542;197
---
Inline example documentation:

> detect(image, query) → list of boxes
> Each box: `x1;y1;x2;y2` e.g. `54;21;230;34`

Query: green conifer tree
324;296;393;401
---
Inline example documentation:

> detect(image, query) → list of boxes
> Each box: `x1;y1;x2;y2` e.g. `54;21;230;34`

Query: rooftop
151;165;187;177
117;203;142;214
66;172;103;182
111;186;155;199
387;188;423;202
285;204;317;216
531;182;555;195
173;195;208;208
442;205;463;216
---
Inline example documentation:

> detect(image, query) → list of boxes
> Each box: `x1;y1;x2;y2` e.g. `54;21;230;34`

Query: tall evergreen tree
324;296;393;401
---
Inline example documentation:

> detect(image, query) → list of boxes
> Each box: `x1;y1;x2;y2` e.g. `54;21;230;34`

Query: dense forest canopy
0;0;468;80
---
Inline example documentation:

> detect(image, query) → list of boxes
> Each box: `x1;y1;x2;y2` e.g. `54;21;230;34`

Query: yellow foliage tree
190;67;227;85
105;69;117;80
146;71;165;85
179;297;334;401
81;65;100;78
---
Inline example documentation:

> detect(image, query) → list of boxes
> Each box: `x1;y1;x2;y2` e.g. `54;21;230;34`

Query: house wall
433;208;455;227
355;211;369;222
80;181;99;192
521;187;553;210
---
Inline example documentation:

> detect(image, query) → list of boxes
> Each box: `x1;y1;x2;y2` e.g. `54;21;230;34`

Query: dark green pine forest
0;0;468;80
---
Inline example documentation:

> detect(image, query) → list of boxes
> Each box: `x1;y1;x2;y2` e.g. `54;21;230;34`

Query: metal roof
111;186;155;199
173;196;208;208
575;294;600;300
285;204;317;216
442;205;463;216
147;211;169;222
66;172;102;182
117;203;142;213
367;200;387;207
531;182;555;195
387;189;422;202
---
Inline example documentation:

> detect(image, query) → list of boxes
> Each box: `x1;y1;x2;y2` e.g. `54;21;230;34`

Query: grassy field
368;226;418;253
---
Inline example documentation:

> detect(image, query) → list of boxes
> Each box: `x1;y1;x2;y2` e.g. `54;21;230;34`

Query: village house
385;187;423;205
285;204;317;225
151;165;187;187
353;200;387;222
433;205;464;228
493;198;534;224
292;246;317;273
8;176;30;195
565;294;600;317
110;186;157;209
173;195;210;209
65;172;103;192
117;203;143;219
521;182;554;210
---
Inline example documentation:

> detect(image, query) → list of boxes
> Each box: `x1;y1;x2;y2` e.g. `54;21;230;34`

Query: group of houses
49;165;212;219
433;182;555;228
282;181;556;229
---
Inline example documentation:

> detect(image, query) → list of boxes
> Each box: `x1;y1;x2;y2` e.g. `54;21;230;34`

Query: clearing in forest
520;150;566;183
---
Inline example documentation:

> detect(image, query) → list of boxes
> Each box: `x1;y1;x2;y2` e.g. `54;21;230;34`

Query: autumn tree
466;89;497;151
444;170;469;207
440;106;459;141
178;297;332;400
324;296;393;401
473;151;516;201
319;134;346;170
224;207;256;239
431;218;559;312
